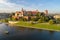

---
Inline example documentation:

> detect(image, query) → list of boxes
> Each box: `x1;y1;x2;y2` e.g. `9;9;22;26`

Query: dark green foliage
31;18;34;21
9;14;12;20
19;17;24;21
23;18;28;21
1;19;8;23
44;16;49;22
5;19;8;22
38;19;44;23
40;12;45;16
12;18;16;21
56;18;60;24
31;18;38;21
57;18;60;21
36;12;40;17
40;16;45;22
36;12;41;19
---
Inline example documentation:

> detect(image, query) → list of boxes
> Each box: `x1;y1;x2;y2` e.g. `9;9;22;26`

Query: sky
0;0;60;13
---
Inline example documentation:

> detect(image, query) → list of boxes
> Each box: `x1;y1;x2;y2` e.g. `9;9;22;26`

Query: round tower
44;10;48;15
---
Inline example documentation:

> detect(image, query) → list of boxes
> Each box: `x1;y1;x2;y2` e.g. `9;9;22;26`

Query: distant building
54;15;60;19
23;10;39;20
12;8;48;20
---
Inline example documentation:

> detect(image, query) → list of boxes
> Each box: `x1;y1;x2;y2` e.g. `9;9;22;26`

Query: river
0;23;60;40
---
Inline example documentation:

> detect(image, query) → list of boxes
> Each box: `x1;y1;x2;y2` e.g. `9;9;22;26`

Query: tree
12;18;16;21
56;18;60;24
12;13;15;16
23;18;28;21
9;15;12;20
44;16;49;22
19;17;24;21
36;12;40;16
4;19;8;22
36;12;40;19
49;20;54;24
35;12;43;21
38;19;44;23
40;12;45;16
57;18;60;21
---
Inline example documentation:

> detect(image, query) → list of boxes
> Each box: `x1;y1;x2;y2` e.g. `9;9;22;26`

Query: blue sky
0;0;60;13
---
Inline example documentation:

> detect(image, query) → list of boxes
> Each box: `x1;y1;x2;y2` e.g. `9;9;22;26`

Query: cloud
0;0;23;7
0;0;26;13
0;0;44;13
0;0;7;3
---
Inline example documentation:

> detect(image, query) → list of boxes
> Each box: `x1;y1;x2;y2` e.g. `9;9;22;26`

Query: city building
54;15;60;19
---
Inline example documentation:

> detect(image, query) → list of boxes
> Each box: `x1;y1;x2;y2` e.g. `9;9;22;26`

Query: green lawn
15;21;60;31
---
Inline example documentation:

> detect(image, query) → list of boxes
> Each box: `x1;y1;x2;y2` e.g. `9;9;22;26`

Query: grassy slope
16;21;60;31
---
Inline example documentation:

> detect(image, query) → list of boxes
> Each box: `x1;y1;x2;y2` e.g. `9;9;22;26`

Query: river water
0;23;60;40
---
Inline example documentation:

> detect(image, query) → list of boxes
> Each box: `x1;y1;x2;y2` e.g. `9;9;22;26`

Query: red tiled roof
25;11;38;14
16;11;21;14
31;11;38;14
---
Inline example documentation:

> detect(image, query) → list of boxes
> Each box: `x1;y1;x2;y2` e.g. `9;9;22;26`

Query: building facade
12;8;48;20
54;15;60;19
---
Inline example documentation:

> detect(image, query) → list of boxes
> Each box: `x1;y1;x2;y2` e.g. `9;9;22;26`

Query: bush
0;19;8;23
56;18;60;23
44;16;49;22
12;18;16;21
7;18;11;21
38;19;44;23
57;18;60;21
30;21;36;25
23;18;28;21
49;20;54;24
4;19;8;22
19;17;24;21
31;18;36;21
